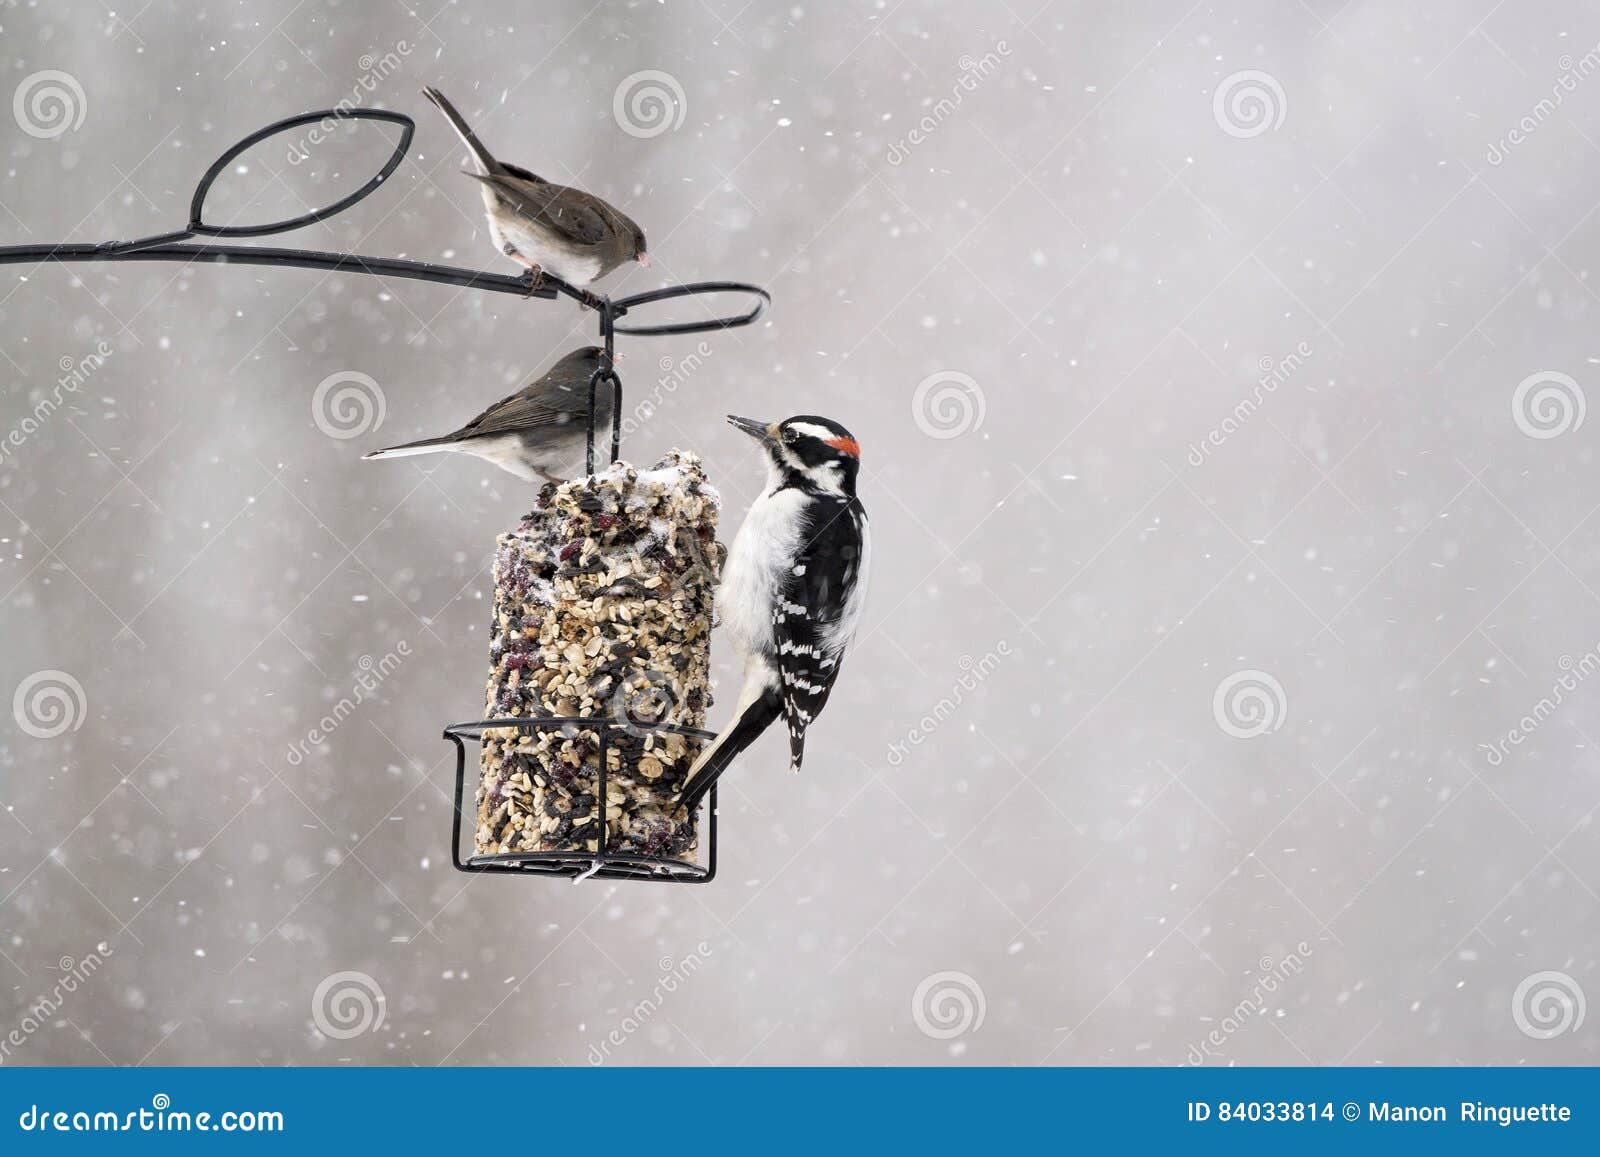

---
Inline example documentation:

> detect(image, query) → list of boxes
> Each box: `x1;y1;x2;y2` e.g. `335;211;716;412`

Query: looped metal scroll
0;105;771;469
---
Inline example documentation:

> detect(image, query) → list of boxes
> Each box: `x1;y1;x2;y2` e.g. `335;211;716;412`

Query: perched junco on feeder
421;86;649;287
362;346;615;483
676;416;870;814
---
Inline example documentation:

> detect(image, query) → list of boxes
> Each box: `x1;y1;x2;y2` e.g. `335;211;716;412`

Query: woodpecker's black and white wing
772;494;870;771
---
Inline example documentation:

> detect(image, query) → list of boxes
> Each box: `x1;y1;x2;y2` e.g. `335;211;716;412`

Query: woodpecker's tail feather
421;86;500;176
361;434;464;460
677;687;781;815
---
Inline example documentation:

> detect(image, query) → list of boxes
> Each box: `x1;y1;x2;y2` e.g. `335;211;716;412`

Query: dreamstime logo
1511;370;1585;439
911;970;986;1040
0;944;113;1065
285;642;410;766
311;971;386;1040
15;1093;282;1132
884;40;1012;164
312;371;386;440
285;41;414;164
0;339;113;467
1212;670;1286;739
13;670;87;739
619;342;714;438
1212;70;1287;139
13;70;87;139
613;70;687;139
1511;970;1586;1039
1480;646;1600;767
1184;944;1313;1065
912;371;985;439
1187;341;1314;466
606;668;684;738
887;642;1012;766
587;943;712;1064
1488;44;1600;165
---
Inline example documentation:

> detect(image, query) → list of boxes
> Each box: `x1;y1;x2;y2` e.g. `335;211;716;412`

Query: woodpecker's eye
782;429;797;445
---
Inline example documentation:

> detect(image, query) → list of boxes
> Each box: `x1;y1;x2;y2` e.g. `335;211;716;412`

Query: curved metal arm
613;281;771;335
0;105;770;331
0;240;552;296
188;108;414;239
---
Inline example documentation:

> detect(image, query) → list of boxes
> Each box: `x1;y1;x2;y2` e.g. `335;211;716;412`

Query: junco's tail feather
421;85;501;176
362;434;468;460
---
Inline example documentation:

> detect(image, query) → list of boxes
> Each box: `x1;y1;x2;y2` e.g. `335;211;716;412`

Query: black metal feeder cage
0;106;769;884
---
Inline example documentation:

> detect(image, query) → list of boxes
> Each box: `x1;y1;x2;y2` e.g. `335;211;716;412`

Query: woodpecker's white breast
718;485;809;662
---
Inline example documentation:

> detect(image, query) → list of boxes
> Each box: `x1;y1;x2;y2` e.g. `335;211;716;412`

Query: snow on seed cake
477;451;723;862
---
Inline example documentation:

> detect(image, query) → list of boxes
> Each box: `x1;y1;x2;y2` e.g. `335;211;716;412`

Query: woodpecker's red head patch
826;435;861;459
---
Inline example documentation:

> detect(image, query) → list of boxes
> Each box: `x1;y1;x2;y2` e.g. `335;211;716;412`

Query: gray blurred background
2;0;1598;1066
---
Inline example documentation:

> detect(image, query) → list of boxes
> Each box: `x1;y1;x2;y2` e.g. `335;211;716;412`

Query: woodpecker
677;414;870;814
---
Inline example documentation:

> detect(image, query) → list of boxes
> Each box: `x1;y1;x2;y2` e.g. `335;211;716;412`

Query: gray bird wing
454;373;600;440
474;173;621;249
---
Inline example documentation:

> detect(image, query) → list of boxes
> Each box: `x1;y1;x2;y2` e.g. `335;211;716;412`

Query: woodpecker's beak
727;414;776;446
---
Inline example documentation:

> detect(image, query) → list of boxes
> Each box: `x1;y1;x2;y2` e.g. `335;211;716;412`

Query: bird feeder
0;106;768;884
462;451;725;882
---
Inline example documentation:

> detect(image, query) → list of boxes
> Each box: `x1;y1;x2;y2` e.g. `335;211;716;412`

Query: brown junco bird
362;347;615;483
421;86;649;287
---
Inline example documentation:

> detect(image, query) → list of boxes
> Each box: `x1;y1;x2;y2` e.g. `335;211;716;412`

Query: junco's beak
727;415;777;446
636;251;651;267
